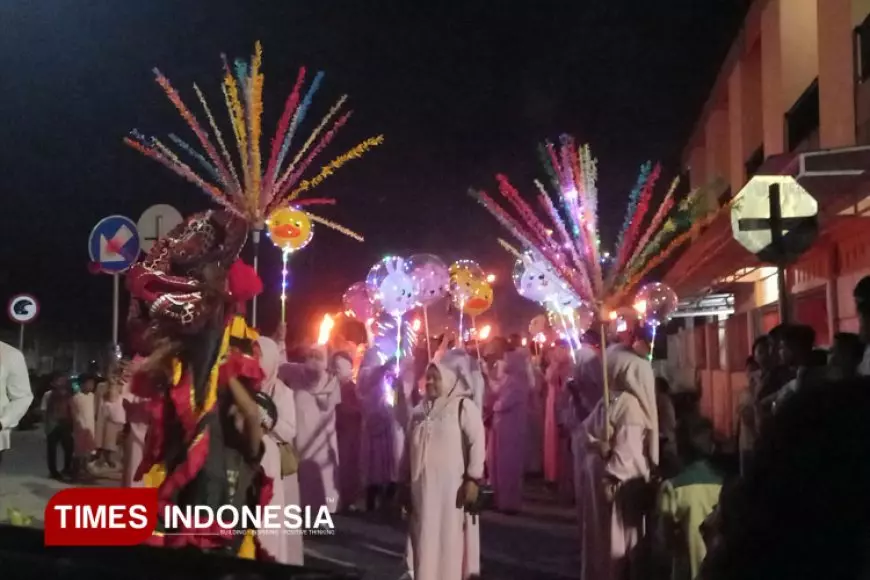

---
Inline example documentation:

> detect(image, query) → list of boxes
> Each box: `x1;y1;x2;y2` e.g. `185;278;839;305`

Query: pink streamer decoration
269;111;353;213
616;163;661;272
263;67;307;205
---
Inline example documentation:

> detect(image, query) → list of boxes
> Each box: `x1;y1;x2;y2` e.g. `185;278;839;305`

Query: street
0;429;580;579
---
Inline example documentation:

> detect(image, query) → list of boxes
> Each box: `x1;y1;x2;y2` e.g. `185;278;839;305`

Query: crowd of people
2;276;870;579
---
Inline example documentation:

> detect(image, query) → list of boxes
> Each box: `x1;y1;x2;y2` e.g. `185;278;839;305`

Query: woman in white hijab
257;337;304;565
402;354;486;580
577;343;659;580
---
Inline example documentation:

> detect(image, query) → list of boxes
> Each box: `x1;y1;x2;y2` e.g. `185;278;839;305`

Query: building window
857;13;870;81
745;145;764;178
785;79;820;152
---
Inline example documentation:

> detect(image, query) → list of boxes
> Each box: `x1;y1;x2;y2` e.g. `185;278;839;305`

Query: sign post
7;294;40;351
88;215;141;350
731;176;819;325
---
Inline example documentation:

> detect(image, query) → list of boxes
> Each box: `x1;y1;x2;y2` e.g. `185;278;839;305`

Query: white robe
0;341;33;452
279;360;342;513
404;361;486;580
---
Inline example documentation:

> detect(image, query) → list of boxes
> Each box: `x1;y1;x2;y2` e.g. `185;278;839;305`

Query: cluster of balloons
513;251;679;344
341;254;496;359
341;254;449;359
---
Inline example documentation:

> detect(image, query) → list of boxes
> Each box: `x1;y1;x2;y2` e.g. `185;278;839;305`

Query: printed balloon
407;253;449;307
342;281;375;320
634;282;679;327
449;259;485;303
366;256;416;317
267;207;313;251
512;252;563;304
462;279;493;317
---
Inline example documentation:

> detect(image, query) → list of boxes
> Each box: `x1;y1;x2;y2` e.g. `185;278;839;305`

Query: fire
412;318;422;332
479;324;492;340
317;314;334;345
634;300;647;314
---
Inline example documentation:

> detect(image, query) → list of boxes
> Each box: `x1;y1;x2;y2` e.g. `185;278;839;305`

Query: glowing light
534;332;547;344
609;311;617;321
317;314;334;345
486;273;496;283
479;324;492;340
521;337;528;347
412;318;422;332
634;300;647;314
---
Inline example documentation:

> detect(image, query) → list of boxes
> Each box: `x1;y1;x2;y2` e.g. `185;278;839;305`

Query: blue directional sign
88;215;141;274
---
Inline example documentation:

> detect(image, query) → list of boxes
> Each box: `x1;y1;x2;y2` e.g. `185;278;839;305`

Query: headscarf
257;337;283;398
438;348;484;403
608;344;659;466
411;360;464;481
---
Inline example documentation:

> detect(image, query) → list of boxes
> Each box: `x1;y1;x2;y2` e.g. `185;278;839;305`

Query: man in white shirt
0;341;34;467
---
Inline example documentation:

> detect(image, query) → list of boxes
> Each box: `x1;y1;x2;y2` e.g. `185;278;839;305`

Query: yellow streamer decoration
307;213;365;242
247;42;265;216
287;135;385;201
223;73;249;197
194;83;241;196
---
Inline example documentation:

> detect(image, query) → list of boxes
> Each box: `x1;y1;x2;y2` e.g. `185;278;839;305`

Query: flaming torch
317;314;335;346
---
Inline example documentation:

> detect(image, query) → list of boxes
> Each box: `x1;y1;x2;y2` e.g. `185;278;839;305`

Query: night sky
0;0;748;345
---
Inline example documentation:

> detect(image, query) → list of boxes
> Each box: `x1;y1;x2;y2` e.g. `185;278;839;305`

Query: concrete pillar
761;0;785;155
818;0;856;148
728;61;747;194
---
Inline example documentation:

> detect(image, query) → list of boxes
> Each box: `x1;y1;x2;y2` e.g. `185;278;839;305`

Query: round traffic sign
88;215;141;274
137;204;183;253
7;294;39;325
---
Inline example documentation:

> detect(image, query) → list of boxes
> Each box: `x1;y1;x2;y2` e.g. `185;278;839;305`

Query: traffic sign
137;204;183;253
8;294;39;325
731;175;819;265
88;215;141;273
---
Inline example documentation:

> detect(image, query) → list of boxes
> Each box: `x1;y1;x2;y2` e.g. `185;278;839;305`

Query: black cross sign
145;215;164;247
736;182;816;264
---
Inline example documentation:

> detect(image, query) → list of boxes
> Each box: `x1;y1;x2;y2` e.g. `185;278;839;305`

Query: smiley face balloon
267;206;314;252
366;256;416;317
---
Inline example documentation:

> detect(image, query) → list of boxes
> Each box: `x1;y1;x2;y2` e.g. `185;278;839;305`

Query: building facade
662;0;870;436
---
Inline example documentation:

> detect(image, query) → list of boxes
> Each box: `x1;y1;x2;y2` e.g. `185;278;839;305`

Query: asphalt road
0;428;580;579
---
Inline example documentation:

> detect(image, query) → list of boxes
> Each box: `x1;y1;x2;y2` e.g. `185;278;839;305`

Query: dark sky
0;0;748;344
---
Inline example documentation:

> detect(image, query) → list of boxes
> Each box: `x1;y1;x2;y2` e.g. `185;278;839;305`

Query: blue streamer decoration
168;133;222;183
272;71;325;181
615;161;652;253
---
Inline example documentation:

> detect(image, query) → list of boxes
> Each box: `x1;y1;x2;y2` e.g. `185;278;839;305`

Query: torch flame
317;314;334;345
479;324;492;340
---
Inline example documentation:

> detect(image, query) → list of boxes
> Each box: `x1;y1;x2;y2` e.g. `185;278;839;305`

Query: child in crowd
70;374;97;481
655;415;724;580
41;373;74;479
95;378;125;469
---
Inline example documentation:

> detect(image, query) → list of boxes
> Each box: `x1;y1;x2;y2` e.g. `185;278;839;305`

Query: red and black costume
126;210;272;554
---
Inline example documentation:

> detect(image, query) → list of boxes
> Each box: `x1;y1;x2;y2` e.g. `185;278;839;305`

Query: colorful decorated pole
423;306;432;359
